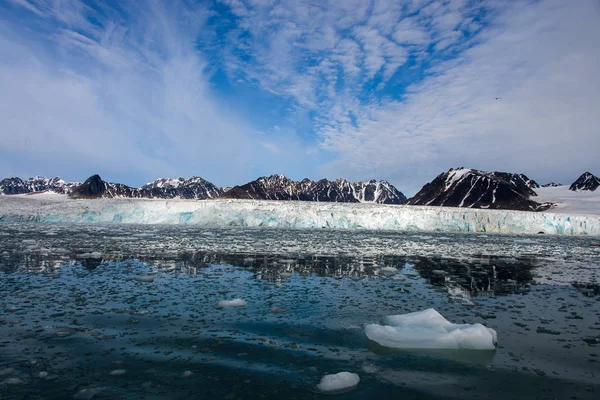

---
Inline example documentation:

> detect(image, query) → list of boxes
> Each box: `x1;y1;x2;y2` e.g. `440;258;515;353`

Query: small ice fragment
110;369;126;376
217;299;247;307
73;386;106;399
361;364;379;374
38;371;48;379
4;377;23;385
316;372;360;393
181;370;193;378
514;239;538;244
365;308;497;350
135;276;154;283
380;267;398;275
0;367;15;376
271;306;287;313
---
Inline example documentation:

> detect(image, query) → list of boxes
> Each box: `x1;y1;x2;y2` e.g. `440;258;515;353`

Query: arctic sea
1;223;599;399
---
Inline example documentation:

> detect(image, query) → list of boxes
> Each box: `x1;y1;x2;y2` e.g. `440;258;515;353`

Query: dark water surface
0;224;599;399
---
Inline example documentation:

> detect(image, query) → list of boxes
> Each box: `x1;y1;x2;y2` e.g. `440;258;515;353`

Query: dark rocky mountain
69;175;137;199
69;175;114;199
569;172;599;192
221;175;407;204
541;182;563;188
0;176;80;195
408;168;552;211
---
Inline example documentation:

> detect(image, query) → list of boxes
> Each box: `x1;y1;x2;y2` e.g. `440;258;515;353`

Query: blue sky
0;0;599;195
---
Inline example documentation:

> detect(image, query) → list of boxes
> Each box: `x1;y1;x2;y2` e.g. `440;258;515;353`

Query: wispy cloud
1;0;599;193
219;0;600;193
0;0;320;185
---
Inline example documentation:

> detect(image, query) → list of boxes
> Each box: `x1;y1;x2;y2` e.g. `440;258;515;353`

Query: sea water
0;224;599;399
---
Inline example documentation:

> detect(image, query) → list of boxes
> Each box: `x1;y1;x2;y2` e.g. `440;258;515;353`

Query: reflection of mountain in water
415;255;535;300
1;247;537;298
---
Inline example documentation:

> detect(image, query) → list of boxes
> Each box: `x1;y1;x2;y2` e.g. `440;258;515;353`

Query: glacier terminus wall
0;195;599;236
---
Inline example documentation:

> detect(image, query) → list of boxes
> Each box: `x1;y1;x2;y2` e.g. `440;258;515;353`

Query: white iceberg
316;371;360;393
217;299;247;308
365;309;497;350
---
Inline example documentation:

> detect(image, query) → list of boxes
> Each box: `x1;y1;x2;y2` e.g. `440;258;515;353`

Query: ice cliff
0;195;598;235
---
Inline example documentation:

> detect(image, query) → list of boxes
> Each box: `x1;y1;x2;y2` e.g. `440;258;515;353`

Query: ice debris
73;386;106;399
217;299;247;308
109;369;126;376
316;372;360;393
365;308;497;350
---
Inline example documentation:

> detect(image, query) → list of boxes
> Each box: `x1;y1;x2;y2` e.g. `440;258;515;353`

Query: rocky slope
221;175;407;204
408;168;552;211
569;172;599;192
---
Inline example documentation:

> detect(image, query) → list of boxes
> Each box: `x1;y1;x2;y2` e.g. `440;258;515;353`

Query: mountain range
1;170;597;211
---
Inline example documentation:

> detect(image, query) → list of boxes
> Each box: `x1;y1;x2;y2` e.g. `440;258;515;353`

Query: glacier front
0;194;599;235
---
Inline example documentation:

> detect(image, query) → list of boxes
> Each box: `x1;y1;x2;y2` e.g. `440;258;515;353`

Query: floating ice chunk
379;266;399;275
181;370;193;378
0;367;15;376
38;371;48;379
270;306;287;313
514;239;539;244
365;308;497;350
74;386;106;399
110;369;126;376
316;372;360;393
217;299;247;308
3;377;23;385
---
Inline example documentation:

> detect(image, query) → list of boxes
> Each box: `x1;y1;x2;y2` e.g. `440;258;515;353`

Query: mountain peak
569;172;599;192
409;168;550;211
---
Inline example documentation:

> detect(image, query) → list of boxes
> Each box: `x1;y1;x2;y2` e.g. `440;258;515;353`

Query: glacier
0;194;599;235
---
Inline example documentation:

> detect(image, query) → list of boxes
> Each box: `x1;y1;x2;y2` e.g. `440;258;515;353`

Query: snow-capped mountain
408;168;552;211
140;177;223;199
0;176;80;195
69;175;224;199
541;182;563;188
222;175;407;204
1;174;223;200
569;172;599;192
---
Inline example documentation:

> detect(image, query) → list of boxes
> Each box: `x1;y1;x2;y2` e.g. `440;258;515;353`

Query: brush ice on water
365;308;497;350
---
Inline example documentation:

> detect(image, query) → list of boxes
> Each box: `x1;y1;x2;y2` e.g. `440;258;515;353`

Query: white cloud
320;0;600;194
0;0;312;186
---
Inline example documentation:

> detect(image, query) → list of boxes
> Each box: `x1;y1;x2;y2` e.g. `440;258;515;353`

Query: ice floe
365;308;497;350
217;299;248;307
316;371;360;393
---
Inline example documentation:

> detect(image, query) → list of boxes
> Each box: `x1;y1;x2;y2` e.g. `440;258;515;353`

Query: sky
0;0;599;196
